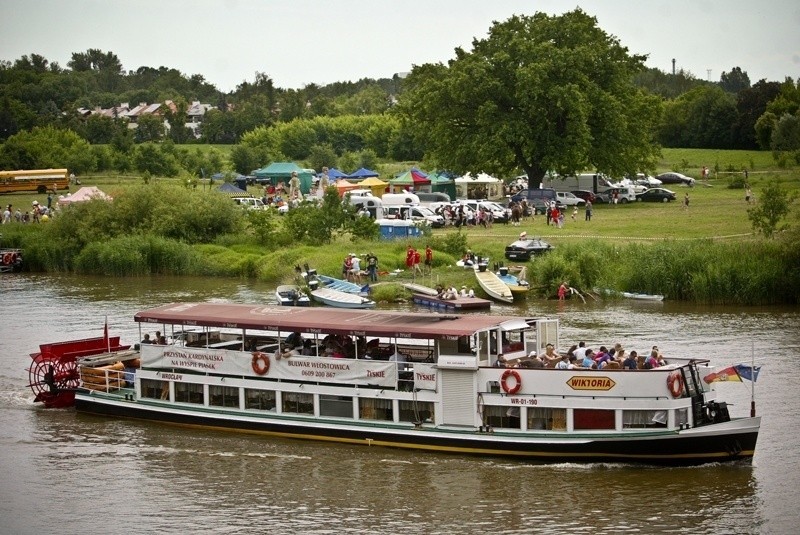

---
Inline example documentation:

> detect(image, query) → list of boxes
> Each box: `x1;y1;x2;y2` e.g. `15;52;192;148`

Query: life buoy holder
251;352;270;375
667;370;684;398
500;369;522;395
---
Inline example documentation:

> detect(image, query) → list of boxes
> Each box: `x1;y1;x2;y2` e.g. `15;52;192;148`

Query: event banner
140;346;399;387
413;363;438;391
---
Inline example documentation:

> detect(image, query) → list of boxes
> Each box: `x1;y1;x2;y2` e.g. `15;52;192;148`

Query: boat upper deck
135;302;532;340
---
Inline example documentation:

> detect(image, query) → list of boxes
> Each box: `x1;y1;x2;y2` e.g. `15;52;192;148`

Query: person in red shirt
405;246;415;270
424;245;433;273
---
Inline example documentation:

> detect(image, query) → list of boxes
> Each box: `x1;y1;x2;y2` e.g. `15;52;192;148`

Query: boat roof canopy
134;302;532;340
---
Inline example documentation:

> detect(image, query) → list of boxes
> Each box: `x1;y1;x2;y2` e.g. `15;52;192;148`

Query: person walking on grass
683;192;690;210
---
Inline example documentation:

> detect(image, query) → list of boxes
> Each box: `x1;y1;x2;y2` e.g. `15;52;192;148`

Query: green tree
658;85;737;148
748;179;796;238
719;66;750;94
771;113;800;151
134;114;165;142
397;10;662;188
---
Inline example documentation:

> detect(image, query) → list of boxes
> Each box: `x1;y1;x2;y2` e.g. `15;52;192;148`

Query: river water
1;274;798;534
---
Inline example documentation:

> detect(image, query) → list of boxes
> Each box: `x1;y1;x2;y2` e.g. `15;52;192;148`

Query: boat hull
474;266;514;304
75;394;758;466
411;293;491;311
311;287;376;309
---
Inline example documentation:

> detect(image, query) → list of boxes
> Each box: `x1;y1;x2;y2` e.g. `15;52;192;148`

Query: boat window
359;398;393;421
623;410;668;428
320;395;353;418
141;378;168;400
676;408;689;427
209;385;239;408
574;409;615;430
245;389;276;411
175;382;204;404
527;407;567;431
282;392;313;415
483;405;521;429
399;400;434;424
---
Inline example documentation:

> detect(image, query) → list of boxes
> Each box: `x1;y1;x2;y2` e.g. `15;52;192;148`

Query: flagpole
750;341;756;417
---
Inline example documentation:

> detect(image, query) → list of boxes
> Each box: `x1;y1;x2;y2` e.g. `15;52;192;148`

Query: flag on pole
104;316;110;352
703;366;742;383
735;364;762;382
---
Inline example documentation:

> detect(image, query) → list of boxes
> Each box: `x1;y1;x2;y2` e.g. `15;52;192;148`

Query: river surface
1;274;798;534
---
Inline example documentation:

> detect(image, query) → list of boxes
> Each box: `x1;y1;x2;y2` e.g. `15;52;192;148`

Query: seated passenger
622;350;638;370
141;333;152;344
555;355;570;369
493;354;508;367
643;350;660;369
593;346;612;368
285;331;303;348
581;349;597;369
542;343;562;367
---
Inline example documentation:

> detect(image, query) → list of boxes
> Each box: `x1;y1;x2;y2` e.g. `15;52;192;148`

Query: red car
570;190;596;203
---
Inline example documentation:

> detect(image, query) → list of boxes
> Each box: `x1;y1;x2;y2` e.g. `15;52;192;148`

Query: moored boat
622;291;665;302
496;266;529;298
275;284;311;306
28;303;760;466
317;274;370;296
411;292;491;311
0;248;23;273
402;282;439;296
473;263;514;304
310;286;376;309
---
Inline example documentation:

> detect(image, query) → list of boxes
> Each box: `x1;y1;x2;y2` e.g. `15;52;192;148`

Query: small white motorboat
310;287;376;309
473;263;514;304
275;284;311;306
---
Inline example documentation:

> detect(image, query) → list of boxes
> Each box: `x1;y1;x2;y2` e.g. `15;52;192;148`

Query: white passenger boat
275;284;311;306
31;303;760;465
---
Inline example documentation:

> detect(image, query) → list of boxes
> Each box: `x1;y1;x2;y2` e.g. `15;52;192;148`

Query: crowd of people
2;197;54;224
495;342;669;370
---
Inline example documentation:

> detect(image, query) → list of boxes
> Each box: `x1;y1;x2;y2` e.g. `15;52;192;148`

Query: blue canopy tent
216;182;249;196
322;168;349;180
348;167;380;179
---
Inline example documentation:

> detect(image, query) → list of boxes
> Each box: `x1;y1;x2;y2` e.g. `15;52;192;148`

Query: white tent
58;186;112;206
454;172;502;200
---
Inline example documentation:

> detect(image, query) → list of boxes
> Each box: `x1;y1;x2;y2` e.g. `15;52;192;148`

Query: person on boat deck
581;349;597;369
566;344;578;358
493;354;508;367
542;343;562;367
301;339;315;356
141;333;152;344
521;351;544;368
643;349;661;369
594;346;613;368
389;345;408;370
285;331;303;348
435;284;445;298
443;286;458;300
556;354;570;369
460;285;469;297
623;350;638;370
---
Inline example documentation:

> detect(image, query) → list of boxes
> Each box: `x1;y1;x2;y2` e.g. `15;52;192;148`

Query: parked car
231;196;268;210
460;199;511;222
384;205;445;228
570;190;595;203
630;173;662;188
603;186;638;204
504;236;554;261
656;172;696;187
510;188;564;214
636;188;677;203
555;191;586;206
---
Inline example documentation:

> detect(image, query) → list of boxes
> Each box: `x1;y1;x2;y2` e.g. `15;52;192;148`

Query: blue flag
735;364;761;382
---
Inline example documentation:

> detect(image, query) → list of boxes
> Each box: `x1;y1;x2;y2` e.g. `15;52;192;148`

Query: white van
384;205;445;228
381;193;420;206
349;195;383;219
604;186;637;204
232;197;267;210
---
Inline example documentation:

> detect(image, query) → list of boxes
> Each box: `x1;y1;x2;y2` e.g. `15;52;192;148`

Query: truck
542;173;614;195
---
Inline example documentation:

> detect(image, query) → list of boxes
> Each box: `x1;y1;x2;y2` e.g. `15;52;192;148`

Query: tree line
1;12;799;180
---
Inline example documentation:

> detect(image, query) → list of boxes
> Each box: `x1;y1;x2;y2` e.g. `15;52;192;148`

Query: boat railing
78;353;140;393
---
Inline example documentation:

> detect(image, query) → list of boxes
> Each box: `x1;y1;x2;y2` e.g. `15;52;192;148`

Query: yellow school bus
0;169;70;194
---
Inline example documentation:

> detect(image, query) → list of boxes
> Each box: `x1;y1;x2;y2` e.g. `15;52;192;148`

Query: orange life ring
251;352;270;375
667;370;684;398
500;369;522;395
2;253;11;265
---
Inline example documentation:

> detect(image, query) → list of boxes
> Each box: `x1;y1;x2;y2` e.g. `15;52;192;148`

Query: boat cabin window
320;395;354;418
574;409;615;430
141;378;168;400
282;392;313;415
359;398;393;421
483;406;521;429
623;410;668;429
398;400;434;424
245;389;276;411
209;385;239;408
175;382;204;404
527;407;567;431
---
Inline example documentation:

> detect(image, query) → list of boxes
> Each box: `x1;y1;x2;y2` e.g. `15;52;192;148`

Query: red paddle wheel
27;330;131;408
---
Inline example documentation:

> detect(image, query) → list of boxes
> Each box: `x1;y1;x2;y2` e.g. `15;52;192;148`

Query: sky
1;0;798;93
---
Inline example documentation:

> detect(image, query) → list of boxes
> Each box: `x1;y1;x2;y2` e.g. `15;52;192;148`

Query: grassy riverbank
2;149;799;305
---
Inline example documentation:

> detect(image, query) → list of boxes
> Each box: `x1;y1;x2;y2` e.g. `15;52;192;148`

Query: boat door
534;319;559;355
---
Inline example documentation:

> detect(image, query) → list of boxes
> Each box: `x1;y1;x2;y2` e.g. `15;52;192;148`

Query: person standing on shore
683;192;690;210
585;200;593;221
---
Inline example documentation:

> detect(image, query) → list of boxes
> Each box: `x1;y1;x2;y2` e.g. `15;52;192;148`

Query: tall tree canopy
397;9;662;187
